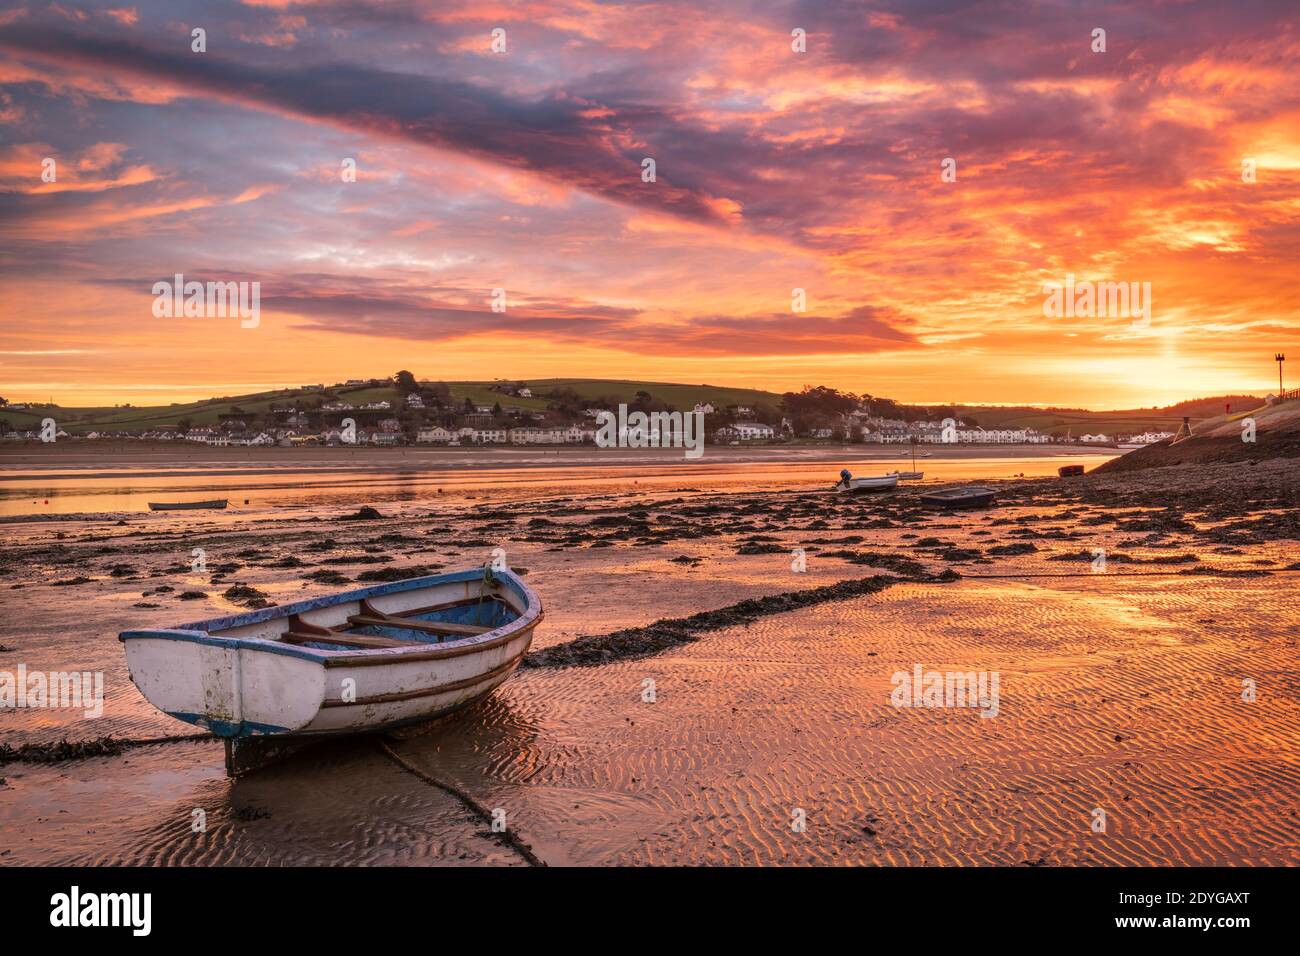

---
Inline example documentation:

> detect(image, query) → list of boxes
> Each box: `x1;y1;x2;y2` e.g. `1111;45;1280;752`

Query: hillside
0;378;1264;437
955;395;1263;437
0;379;782;435
1095;397;1300;473
523;379;781;409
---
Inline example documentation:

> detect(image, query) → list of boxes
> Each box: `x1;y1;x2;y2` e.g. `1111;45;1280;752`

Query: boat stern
121;630;326;737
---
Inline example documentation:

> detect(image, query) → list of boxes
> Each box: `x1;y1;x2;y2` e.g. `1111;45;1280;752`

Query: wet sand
1;456;1296;865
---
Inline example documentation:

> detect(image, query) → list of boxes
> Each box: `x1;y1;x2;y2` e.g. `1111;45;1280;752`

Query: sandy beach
1;452;1297;866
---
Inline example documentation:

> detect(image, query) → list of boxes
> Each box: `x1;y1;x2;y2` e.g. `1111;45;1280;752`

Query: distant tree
0;396;7;406
462;397;474;413
781;386;859;433
492;401;502;416
394;370;418;394
176;417;192;434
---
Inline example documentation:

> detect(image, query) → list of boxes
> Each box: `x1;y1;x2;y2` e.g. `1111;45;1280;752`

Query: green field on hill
0;379;783;433
519;379;781;409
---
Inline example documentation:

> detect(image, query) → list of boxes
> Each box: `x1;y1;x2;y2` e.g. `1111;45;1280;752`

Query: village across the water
0;376;1183;450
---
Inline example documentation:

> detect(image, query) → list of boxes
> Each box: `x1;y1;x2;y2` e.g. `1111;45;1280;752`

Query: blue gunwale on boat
119;568;540;665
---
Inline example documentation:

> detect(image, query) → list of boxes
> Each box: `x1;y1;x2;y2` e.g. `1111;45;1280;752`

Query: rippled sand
452;575;1299;865
2;460;1297;865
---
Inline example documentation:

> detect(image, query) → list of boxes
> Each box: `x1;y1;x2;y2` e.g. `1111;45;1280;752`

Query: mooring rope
376;738;546;868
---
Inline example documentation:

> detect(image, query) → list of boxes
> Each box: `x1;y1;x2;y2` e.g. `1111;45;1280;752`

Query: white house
472;429;509;444
732;421;774;440
693;402;715;415
417;426;454;444
510;426;570;444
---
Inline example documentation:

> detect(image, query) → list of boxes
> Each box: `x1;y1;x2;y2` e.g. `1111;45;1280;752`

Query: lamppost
1277;353;1286;396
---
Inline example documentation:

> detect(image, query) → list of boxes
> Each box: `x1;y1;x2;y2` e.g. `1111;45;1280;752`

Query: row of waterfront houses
416;424;594;444
711;417;1057;444
870;422;1052;443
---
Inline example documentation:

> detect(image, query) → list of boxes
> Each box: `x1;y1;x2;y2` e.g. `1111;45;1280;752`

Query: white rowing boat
834;474;899;493
120;567;541;774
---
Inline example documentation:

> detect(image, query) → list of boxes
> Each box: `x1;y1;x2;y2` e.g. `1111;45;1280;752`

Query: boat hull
836;476;899;493
147;499;229;511
920;487;997;509
121;569;541;742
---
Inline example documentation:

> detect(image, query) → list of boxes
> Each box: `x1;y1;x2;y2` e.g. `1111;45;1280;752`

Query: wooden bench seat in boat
282;631;411;650
283;613;418;650
346;599;495;637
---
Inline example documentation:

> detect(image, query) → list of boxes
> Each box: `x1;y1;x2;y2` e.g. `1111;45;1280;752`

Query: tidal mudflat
1;456;1296;865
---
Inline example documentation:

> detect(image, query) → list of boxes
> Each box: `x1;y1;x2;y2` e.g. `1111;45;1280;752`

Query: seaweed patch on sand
0;733;209;765
522;570;958;669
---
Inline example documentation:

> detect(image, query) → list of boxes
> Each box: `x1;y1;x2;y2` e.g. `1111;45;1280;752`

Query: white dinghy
120;567;541;774
832;469;899;494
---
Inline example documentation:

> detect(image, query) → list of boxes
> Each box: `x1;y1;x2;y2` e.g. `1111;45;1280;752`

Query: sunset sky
0;0;1297;408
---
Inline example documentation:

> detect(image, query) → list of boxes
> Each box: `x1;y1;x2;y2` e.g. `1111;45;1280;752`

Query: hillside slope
955;395;1262;437
1095;399;1300;473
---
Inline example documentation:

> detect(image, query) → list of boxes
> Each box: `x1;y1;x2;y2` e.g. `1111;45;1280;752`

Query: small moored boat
889;443;924;480
833;469;899;494
120;567;541;774
147;499;228;511
920;486;997;509
1057;464;1086;477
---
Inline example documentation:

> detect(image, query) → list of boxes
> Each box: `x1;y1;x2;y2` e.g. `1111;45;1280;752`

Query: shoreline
0;441;1108;480
0;446;1120;521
